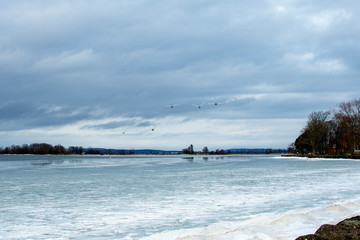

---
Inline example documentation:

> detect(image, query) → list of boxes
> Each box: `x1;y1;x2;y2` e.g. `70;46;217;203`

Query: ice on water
1;154;360;240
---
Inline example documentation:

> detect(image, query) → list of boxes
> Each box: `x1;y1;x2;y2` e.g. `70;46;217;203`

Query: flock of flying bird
121;97;238;134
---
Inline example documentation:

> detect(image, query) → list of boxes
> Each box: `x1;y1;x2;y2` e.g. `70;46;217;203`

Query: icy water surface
1;154;360;239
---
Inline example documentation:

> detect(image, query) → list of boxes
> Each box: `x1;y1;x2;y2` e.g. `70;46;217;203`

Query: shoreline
143;198;360;240
282;154;360;159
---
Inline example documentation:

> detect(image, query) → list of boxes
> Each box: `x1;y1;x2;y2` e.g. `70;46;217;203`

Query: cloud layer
1;0;359;150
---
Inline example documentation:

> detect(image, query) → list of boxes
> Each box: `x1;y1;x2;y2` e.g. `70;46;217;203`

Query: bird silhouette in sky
208;102;223;106
166;104;178;109
192;103;204;109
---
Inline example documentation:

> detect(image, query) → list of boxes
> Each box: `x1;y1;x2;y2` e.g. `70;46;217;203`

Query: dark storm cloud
0;0;359;148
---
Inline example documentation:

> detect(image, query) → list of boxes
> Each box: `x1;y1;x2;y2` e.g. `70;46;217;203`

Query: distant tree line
1;143;289;155
0;143;84;155
182;145;230;154
0;144;158;155
183;145;287;155
291;98;360;155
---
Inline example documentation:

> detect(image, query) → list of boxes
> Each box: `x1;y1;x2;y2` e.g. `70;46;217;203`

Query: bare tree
304;111;331;154
334;99;360;154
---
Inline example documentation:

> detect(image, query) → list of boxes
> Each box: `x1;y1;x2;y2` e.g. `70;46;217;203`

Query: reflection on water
31;162;52;166
31;159;82;166
182;157;194;162
182;155;239;161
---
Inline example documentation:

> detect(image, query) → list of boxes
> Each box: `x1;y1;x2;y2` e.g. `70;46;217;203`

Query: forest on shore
291;98;360;156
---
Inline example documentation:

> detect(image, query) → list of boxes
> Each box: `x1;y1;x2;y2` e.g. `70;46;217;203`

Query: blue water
1;155;360;239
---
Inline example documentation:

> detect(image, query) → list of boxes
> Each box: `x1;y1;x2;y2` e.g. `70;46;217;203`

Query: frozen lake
1;154;360;239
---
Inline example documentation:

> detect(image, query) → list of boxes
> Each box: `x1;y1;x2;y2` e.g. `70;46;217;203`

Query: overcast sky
1;0;359;150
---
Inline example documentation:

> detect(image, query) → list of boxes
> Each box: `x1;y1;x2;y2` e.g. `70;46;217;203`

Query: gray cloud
1;0;359;148
82;119;154;130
